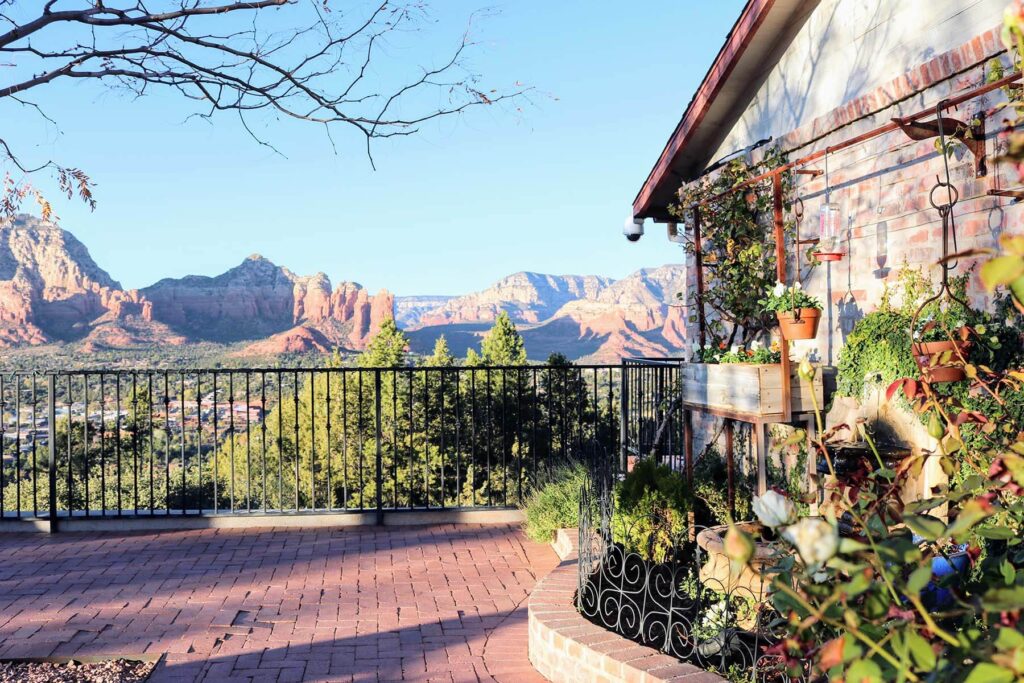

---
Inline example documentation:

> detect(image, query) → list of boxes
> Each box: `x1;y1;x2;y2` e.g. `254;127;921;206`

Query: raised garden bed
681;363;823;417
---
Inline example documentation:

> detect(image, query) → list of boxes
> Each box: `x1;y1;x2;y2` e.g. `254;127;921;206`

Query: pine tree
424;335;455;367
479;311;527;365
357;319;408;368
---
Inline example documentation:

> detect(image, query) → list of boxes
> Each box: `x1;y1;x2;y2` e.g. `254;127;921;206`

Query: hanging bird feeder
815;150;844;262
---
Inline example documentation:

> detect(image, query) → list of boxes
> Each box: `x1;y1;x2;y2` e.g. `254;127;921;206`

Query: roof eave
633;0;819;221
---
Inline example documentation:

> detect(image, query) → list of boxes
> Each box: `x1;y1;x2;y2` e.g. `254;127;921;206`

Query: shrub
613;458;691;562
521;461;588;543
692;445;753;526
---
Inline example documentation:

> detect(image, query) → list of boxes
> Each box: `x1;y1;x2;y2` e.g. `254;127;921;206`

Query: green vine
669;147;797;346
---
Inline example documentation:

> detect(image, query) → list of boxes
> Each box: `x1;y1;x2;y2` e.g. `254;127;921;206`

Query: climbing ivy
669;147;796;346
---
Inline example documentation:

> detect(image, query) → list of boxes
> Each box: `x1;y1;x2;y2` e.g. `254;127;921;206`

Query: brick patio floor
0;524;559;682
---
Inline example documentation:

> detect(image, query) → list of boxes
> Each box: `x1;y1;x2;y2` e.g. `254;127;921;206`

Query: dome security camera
623;217;644;242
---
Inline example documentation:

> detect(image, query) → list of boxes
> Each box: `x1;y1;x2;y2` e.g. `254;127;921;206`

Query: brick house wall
676;22;1023;489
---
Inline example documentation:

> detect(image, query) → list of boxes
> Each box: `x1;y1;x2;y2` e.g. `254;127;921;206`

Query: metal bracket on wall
893;111;987;177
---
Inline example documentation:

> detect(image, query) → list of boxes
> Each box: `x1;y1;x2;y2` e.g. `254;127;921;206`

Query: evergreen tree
357;319;408;368
479;311;527;365
423;335;455;367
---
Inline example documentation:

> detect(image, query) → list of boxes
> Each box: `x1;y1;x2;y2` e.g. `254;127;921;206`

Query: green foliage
759;282;823;313
476;311;527;366
670;146;796;344
613;458;691;562
836;309;917;398
358;319;408;368
692;445;753;526
521;461;588;543
423;335;455;367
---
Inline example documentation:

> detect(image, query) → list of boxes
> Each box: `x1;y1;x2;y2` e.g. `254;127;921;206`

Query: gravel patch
0;659;155;683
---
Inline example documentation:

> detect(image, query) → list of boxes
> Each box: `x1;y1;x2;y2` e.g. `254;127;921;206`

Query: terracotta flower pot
912;339;968;383
776;308;821;340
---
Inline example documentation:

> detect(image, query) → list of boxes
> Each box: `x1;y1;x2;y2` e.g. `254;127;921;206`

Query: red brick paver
0;524;558;682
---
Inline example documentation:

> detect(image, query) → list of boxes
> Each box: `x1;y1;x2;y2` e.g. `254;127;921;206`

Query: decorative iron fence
0;364;621;519
576;463;798;682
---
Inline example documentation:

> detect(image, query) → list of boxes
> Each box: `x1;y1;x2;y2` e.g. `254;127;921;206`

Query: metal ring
929;181;958;211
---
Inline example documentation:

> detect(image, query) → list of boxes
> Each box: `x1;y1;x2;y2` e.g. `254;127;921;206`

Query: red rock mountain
404;265;687;362
0;215;685;361
0;216;392;352
140;255;393;349
0;215;180;348
412;272;613;328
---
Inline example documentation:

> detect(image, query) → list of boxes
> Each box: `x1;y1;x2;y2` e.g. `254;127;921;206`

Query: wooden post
772;174;793;424
754;422;769;495
725;418;735;519
693;207;707;349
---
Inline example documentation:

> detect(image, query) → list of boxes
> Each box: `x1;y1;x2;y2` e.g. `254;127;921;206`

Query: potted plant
911;315;969;383
761;281;823;340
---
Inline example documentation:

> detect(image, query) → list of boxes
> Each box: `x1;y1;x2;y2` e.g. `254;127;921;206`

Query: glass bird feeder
815;150;845;262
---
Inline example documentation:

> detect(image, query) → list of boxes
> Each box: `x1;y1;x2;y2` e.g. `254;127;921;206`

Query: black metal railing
621;358;685;470
0;364;621;520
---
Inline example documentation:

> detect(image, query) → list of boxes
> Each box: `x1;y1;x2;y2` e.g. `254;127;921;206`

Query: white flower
794;281;803;291
703;343;711;350
730;344;740;355
772;282;786;297
751;340;763;351
752;491;797;529
782;518;839;573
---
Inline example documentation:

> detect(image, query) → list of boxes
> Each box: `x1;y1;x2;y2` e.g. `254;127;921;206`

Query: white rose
782;518;839;573
772;282;786;297
752;490;797;529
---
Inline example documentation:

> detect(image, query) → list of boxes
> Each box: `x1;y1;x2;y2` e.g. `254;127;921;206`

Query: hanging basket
912;338;969;384
814;250;843;262
776;308;821;340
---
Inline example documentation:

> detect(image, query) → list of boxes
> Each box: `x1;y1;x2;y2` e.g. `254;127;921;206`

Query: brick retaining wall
527;530;724;683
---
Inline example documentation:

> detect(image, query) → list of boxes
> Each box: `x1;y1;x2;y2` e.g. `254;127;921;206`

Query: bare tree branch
1;0;528;220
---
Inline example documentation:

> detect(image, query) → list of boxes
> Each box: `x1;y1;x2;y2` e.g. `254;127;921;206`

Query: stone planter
695;521;780;599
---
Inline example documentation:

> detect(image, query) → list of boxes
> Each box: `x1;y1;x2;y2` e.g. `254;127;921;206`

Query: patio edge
527;529;725;683
0;508;523;533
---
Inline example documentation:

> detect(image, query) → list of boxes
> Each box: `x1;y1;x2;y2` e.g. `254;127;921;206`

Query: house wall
711;0;1009;161
675;16;1024;497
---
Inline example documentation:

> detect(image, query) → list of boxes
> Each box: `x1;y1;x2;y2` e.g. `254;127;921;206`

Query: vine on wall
669;147;796;347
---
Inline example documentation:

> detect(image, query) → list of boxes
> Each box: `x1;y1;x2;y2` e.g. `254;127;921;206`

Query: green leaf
906;565;933;594
996;627;1024;650
846;658;883;683
981;586;1024;611
1001;560;1017;586
904;514;945;541
978;526;1017;540
963;663;1014;683
946;499;994;541
905;630;936;670
981;255;1024;290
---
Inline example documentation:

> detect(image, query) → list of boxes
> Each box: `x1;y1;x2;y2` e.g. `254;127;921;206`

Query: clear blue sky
7;2;743;296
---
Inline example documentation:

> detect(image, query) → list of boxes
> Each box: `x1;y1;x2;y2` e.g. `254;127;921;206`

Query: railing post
374;369;383;525
47;374;58;532
619;360;628;476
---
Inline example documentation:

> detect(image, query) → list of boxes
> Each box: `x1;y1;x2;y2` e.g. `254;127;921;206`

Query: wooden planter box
681;363;823;418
